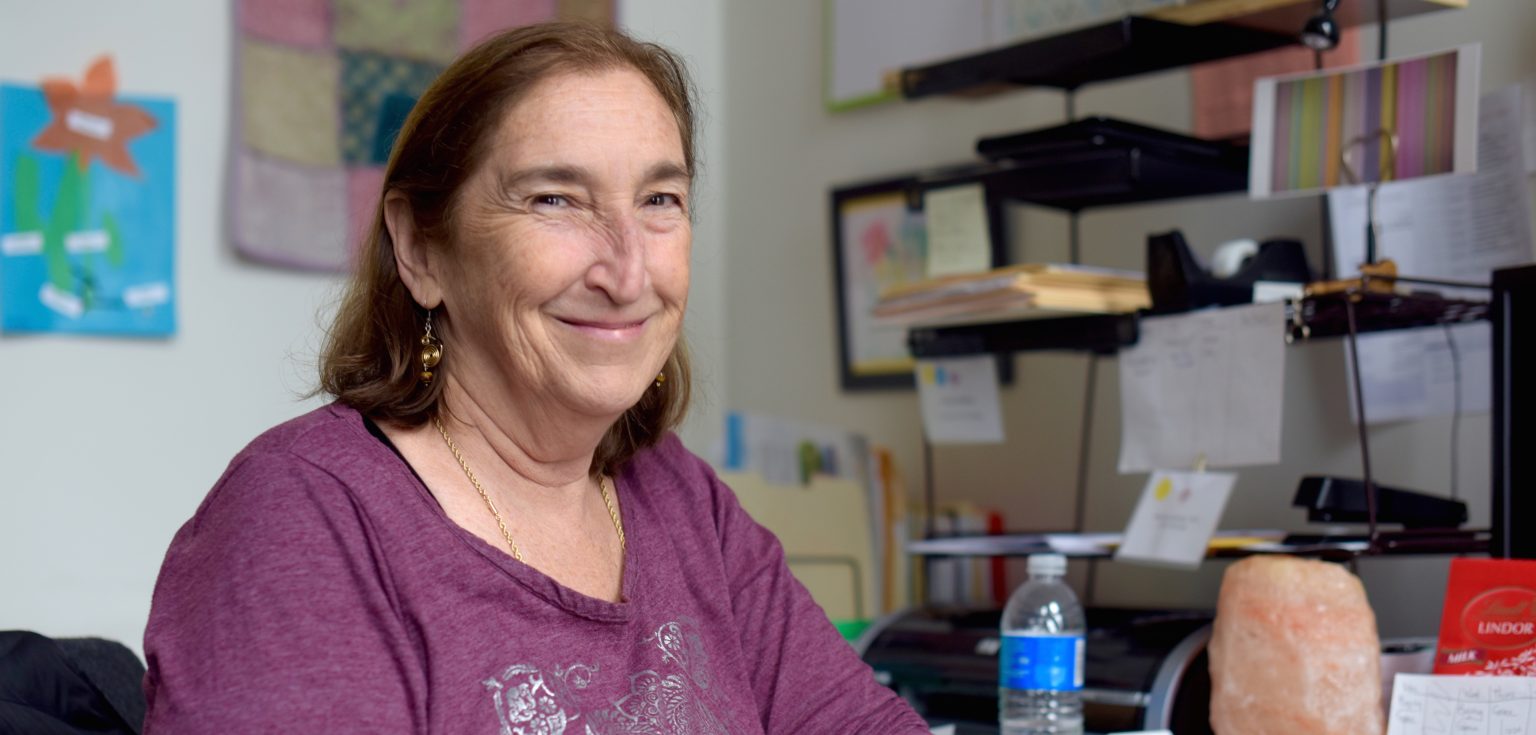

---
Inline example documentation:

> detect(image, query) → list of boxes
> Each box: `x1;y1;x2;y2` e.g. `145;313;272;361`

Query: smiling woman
392;67;695;452
139;21;928;735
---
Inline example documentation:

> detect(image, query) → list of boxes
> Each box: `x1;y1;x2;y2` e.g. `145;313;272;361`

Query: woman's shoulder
237;401;374;466
189;403;384;531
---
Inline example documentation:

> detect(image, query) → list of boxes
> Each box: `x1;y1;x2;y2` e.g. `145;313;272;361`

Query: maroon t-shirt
142;403;927;734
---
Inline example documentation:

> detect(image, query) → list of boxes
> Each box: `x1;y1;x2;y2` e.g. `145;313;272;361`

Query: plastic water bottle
999;553;1085;735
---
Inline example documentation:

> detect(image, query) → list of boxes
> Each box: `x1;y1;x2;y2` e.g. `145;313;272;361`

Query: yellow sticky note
923;184;991;278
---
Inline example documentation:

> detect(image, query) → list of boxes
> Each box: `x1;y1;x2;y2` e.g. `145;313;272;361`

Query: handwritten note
1117;303;1286;473
923;184;992;278
1388;674;1536;735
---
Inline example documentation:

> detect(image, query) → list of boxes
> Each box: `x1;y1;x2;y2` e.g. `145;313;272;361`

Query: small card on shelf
1114;470;1236;569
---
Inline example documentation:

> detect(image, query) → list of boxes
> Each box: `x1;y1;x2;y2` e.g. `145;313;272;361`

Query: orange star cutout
31;56;157;178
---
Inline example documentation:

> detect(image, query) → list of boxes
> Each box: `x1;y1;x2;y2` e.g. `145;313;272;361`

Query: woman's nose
589;212;648;304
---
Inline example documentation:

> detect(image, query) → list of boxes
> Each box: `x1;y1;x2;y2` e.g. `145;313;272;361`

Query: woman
142;22;929;735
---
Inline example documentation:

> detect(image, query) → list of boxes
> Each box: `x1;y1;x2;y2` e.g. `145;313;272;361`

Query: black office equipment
966;118;1249;212
977;117;1236;163
1294;475;1468;529
1146;229;1313;313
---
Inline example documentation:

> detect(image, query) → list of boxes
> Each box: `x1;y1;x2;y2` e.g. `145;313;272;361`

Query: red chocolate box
1435;558;1536;676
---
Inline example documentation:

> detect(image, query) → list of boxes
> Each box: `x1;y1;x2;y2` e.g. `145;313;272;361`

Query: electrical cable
1075;355;1098;606
1444;323;1462;501
1378;0;1389;61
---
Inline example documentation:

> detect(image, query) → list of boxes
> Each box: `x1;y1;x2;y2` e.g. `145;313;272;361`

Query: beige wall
721;1;1536;637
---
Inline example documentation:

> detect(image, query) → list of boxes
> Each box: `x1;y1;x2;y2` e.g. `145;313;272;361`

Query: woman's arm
708;469;931;735
143;452;422;732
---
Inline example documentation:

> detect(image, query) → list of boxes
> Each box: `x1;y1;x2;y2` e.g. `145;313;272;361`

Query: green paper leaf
43;153;91;292
13;153;43;232
103;211;123;267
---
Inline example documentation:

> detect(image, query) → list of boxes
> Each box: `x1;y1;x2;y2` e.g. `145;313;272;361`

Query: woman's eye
533;194;569;207
646;193;682;208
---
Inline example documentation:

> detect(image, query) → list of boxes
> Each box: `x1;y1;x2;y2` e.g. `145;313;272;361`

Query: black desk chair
0;631;145;735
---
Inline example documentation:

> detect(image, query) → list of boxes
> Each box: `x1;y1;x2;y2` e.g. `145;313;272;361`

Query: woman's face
438;68;691;420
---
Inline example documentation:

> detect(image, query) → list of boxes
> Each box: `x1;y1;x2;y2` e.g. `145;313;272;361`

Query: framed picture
830;173;1009;390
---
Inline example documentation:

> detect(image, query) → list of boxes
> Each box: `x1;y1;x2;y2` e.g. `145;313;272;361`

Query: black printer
857;607;1215;735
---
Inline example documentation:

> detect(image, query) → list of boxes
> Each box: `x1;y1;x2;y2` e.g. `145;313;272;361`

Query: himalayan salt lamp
1208;555;1384;735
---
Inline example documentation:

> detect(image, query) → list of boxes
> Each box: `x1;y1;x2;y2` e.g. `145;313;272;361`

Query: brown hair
318;22;695;475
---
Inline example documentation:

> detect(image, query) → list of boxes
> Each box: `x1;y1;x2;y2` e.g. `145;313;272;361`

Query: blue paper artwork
0;58;176;336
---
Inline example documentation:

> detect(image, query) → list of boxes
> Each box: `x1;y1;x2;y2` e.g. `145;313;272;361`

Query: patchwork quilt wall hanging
231;0;612;271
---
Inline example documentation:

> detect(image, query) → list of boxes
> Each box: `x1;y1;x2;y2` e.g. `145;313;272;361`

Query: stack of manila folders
874;263;1150;326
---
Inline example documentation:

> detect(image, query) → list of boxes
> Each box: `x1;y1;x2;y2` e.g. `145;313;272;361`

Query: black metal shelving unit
898;16;1296;97
1285;290;1489;340
891;15;1308;587
903;286;1510;563
880;4;1516;600
907;528;1493;563
909;312;1139;358
911;136;1251;214
906;291;1493;360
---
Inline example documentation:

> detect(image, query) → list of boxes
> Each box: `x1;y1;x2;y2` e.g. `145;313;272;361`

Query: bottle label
1000;633;1084;691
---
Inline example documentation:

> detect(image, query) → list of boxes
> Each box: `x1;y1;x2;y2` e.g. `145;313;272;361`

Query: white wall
720;1;1536;637
0;0;339;655
0;0;727;656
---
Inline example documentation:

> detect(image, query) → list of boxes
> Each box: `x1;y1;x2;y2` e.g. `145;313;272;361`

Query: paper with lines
1388;674;1536;735
1117;303;1286;473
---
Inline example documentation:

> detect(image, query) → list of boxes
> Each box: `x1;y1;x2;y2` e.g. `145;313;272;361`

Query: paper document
717;411;870;487
1115;470;1237;569
1343;324;1492;424
1117;303;1287;473
916;356;1005;444
1387;673;1536;735
726;470;877;622
923;184;991;278
1330;85;1535;424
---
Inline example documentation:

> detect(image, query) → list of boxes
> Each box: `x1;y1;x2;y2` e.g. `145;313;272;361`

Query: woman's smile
552;314;650;342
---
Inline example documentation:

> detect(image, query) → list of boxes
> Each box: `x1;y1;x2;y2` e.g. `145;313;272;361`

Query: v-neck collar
345;404;639;624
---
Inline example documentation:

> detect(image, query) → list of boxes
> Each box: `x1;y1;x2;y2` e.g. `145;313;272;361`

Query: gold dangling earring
654;372;666;389
419;310;442;384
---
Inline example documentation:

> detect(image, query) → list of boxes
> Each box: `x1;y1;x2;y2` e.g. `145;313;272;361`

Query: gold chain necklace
433;415;625;563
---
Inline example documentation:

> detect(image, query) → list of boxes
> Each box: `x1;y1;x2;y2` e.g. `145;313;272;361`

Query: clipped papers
1117;303;1286;473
